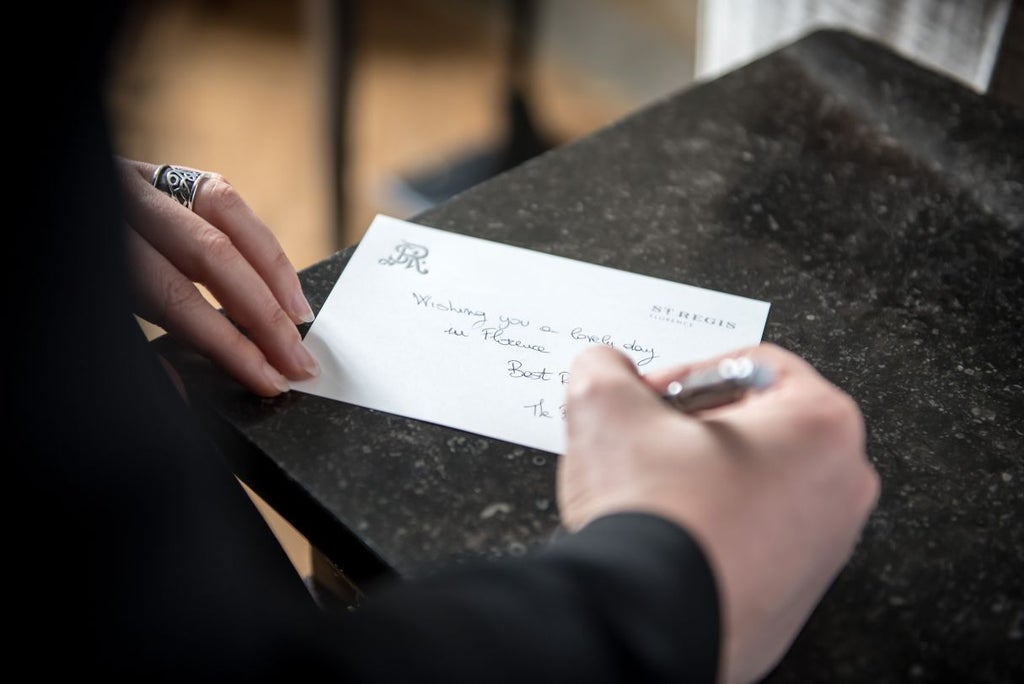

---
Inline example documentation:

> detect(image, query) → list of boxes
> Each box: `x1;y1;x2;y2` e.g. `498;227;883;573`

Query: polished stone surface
156;30;1023;682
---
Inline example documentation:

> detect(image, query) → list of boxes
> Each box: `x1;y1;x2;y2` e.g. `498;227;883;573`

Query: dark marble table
155;29;1023;683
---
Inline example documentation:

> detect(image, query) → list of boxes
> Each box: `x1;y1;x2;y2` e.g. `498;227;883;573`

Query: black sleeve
313;513;720;683
14;3;717;681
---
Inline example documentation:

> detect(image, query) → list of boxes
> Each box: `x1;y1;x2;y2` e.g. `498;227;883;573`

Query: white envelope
291;215;771;453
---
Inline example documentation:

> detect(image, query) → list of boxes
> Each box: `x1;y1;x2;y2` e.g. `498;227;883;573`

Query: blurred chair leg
499;0;553;168
391;0;556;212
310;0;358;251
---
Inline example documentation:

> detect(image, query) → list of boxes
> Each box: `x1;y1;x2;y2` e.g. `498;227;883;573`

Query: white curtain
695;0;1012;91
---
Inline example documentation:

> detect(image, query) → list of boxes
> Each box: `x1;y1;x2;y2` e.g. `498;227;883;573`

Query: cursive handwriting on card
292;214;770;454
411;289;662;421
412;290;658;366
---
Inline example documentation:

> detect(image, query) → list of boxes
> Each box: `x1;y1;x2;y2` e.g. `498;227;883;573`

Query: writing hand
559;343;880;684
117;158;319;397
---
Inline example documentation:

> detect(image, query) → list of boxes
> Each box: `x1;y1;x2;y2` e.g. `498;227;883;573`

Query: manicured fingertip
292;340;321;378
263;361;292;395
291;291;315;324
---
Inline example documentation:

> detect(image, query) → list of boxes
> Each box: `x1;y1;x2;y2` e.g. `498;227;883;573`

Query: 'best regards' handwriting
413;290;659;422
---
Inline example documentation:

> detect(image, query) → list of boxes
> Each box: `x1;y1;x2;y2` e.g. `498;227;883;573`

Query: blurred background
108;0;701;269
106;0;1016;582
107;0;1016;269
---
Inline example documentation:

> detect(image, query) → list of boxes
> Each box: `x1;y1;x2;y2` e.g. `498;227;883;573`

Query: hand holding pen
558;343;879;684
662;355;775;414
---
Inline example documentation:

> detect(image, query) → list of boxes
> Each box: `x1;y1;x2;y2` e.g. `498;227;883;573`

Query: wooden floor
108;0;625;581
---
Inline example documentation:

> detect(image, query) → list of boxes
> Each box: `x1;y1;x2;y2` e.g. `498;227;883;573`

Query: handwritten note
291;215;771;453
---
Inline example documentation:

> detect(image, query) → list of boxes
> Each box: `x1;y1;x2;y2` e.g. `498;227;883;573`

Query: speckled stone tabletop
156;29;1023;683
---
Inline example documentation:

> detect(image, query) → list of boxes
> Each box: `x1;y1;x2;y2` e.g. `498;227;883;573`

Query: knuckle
261;299;294;329
197;228;239;265
158;275;202;320
796;387;864;442
204;178;245;214
270;247;292;271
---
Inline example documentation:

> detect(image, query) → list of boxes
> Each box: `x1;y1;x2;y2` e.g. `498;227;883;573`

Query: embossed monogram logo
379;241;429;274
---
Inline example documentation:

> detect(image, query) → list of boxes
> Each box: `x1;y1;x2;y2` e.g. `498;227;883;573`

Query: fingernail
263;361;292;394
292;291;315;324
293;340;321;377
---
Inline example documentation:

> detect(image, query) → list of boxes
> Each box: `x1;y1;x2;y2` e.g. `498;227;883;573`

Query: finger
118;160;319;382
659;344;868;462
642;344;775;391
127;228;292;397
129;159;314;325
640;342;824;415
565;346;677;442
196;178;315;324
123;159;313;324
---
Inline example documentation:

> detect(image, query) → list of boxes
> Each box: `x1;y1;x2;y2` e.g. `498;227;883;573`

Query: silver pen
662;356;775;413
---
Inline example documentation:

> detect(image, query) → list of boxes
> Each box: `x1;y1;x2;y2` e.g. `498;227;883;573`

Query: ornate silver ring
152;164;210;211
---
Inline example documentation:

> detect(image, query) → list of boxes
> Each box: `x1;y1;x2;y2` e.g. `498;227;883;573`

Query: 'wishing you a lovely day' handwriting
412;291;659;422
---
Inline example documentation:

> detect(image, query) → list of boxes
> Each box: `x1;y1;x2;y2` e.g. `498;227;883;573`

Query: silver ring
152;164;210;211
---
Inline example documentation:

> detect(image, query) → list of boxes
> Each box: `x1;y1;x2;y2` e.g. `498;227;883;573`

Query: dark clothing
14;4;719;680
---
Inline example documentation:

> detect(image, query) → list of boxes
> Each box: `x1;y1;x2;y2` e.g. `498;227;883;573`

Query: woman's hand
117;158;320;397
559;343;880;684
